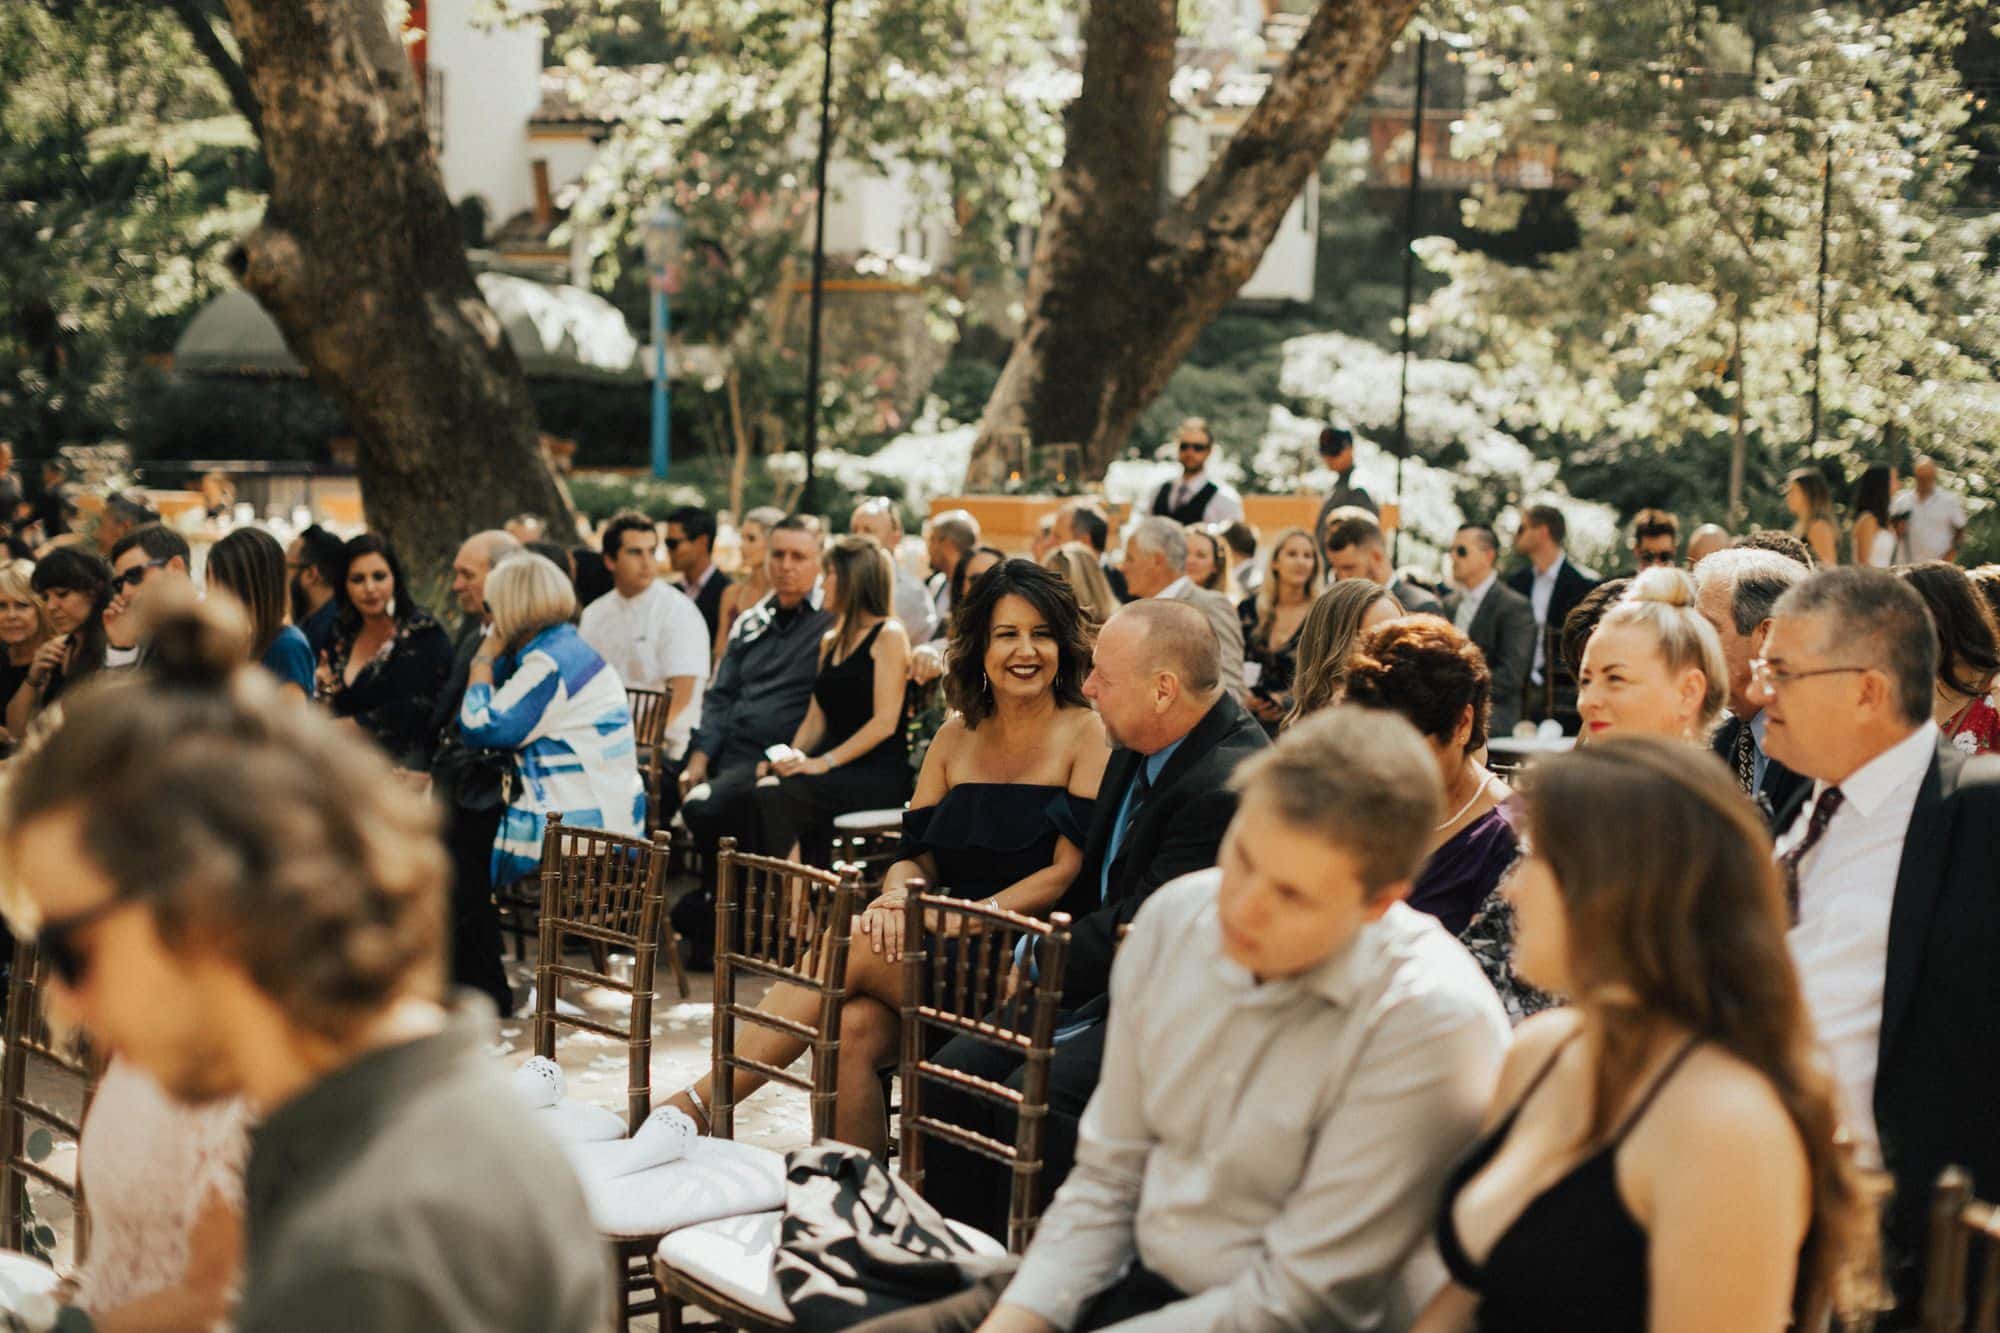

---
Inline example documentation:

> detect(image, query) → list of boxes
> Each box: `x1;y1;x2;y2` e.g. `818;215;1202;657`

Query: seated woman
460;554;646;888
1283;578;1403;728
1414;738;1877;1333
0;559;50;743
667;560;1109;1153
1182;524;1228;593
1237;526;1323;734
319;533;453;767
714;505;785;662
13;547;113;732
1043;541;1120;627
1575;568;1727;744
754;535;913;861
206;526;315;700
1897;561;2000;755
68;1056;250;1332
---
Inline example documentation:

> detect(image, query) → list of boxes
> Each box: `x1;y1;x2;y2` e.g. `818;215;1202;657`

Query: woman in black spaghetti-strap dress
1413;736;1877;1333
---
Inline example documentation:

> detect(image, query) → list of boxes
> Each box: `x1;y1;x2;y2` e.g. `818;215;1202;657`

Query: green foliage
925;359;1000;428
0;0;260;459
1416;1;2000;523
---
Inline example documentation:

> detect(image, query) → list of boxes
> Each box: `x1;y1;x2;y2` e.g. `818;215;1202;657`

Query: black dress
1434;1035;1705;1331
328;609;454;768
1237;595;1303;736
897;783;1095;899
756;622;911;860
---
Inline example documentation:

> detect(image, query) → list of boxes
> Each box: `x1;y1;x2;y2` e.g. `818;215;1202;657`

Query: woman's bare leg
834;997;902;1156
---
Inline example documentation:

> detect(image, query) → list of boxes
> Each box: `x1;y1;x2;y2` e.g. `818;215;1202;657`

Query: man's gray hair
466;529;524;569
1692;547;1807;635
1773;568;1938;727
930;509;979;558
1130;516;1189;574
1115;598;1220;695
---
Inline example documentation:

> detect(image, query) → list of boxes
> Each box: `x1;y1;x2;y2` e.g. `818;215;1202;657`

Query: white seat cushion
534;1097;628;1144
573;1138;786;1239
655;1209;1006;1324
833;807;904;833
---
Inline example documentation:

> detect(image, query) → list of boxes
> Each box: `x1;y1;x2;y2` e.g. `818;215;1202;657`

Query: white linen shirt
1527;555;1566;683
1002;870;1509;1332
577;581;709;758
1893;487;1966;564
1778;721;1937;1166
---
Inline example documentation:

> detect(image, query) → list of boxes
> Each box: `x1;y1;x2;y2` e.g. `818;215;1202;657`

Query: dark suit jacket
1054;693;1270;1009
1449;581;1536;737
691;569;732;642
1709;713;1809;827
1776;743;2000;1301
1504;555;1599;730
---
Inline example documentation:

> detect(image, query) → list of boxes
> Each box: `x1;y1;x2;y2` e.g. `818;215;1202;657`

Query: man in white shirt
1147;417;1244;527
1120;516;1245;701
1889;455;1965;564
857;708;1508;1332
578;511;709;763
1755;567;2000;1305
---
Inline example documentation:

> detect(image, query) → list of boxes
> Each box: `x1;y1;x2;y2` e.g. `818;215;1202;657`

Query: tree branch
163;0;264;138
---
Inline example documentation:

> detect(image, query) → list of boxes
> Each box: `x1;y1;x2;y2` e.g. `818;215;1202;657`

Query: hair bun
140;585;251;691
1624;565;1697;609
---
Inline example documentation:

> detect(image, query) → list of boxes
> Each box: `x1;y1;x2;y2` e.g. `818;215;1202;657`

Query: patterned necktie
1778;787;1844;924
1733;721;1757;794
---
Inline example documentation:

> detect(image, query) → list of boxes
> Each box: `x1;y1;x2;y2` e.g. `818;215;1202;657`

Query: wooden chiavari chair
1924;1166;2000;1333
626;684;674;829
1;941;101;1267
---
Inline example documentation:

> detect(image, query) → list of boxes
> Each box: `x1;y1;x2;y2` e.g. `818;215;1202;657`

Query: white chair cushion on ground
572;1138;787;1238
656;1208;1007;1324
534;1098;629;1144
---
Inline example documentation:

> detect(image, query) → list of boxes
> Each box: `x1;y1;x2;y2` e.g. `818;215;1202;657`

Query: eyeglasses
36;894;144;988
1178;441;1212;453
1748;658;1869;694
114;559;167;591
1635;550;1678;567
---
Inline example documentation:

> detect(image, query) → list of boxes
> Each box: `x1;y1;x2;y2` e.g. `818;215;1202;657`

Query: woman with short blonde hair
0;558;51;738
484;552;578;648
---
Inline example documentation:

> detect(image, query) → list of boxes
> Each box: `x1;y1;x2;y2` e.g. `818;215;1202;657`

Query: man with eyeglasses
1148;418;1242;527
105;523;191;670
1754;567;2000;1313
1628;508;1679;571
1445;524;1534;737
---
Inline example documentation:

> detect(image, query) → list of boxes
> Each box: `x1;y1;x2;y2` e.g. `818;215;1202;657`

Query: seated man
676;517;832;947
860;709;1510;1332
1322;506;1442;615
913;600;1267;1234
105;522;194;668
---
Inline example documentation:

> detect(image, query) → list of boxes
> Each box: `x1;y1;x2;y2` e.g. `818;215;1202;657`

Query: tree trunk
968;0;1424;485
216;0;576;591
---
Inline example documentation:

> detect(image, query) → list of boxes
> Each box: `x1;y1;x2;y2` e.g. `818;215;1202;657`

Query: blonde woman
1236;526;1323;733
1576;567;1728;743
714;505;786;663
0;559;50;741
1284;579;1405;728
1043;540;1120;626
1783;468;1840;568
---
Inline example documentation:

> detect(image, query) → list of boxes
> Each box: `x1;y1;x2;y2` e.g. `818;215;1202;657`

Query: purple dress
1409;807;1519;938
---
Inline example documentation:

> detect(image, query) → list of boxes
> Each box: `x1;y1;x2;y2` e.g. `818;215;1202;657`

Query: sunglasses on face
1178;441;1212;453
1452;545;1479;558
37;893;141;988
661;537;683;551
114;559;167;591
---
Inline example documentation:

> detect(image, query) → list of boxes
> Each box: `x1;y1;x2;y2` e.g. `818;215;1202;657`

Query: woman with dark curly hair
317;532;453;767
1896;561;2000;755
664;559;1109;1153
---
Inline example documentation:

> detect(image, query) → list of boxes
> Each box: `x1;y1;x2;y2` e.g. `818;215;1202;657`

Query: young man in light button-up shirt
862;708;1509;1333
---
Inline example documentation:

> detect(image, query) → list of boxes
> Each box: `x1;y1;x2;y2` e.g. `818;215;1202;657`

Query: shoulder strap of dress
1506;1028;1582;1119
1609;1036;1703;1144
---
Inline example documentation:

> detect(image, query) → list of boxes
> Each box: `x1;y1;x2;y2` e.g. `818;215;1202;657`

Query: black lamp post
800;0;838;516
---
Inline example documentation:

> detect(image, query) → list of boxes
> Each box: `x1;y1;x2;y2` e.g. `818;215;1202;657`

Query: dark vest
1153;479;1217;525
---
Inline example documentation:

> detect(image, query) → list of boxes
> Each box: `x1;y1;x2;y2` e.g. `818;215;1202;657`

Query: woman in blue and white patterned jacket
461;553;646;887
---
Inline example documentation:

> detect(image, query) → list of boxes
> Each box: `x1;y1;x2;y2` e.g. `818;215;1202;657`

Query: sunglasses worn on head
114;559;167;590
37;893;142;988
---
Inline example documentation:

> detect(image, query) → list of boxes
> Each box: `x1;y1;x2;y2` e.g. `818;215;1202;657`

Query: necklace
1435;769;1495;831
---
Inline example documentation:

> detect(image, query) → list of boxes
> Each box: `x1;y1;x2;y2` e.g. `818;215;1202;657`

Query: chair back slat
711;839;861;1144
531;814;672;1133
896;891;1069;1255
1;941;100;1264
1925;1166;2000;1333
626;686;672;752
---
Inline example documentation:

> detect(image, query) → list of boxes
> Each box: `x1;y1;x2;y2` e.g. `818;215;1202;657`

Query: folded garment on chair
775;1143;1013;1330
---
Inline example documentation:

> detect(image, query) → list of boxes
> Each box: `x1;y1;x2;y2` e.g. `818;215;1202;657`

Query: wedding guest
950;545;1006;620
318;533;454;768
753;535;913;861
1969;563;2000;627
1896;561;2000;755
1446;524;1534;738
92;489;156;560
461;554;645;889
1182;523;1228;593
1692;549;1811;819
286;524;345;660
1237;526;1322;734
578;511;709;770
1284;578;1403;727
1042;541;1120;626
924;509;981;632
1738;528;1818;569
1416;737;1876;1333
1148;417;1243;525
205;526;314;700
1685;522;1732;567
1054;500;1126;603
713;505;785;659
1120;515;1246;700
1;593;609;1331
667;505;732;641
852;497;939;643
1850;463;1899;568
1576;569;1727;743
1312;424;1378;542
1219;519;1261;600
1783;468;1841;568
19;546;113;721
1754;567;2000;1306
1558;577;1629;684
0;559;50;738
1323;506;1443;614
1507;504;1600;734
861;709;1506;1333
105;524;192;669
668;560;1108;1153
1891;455;1965;564
1628;508;1679;571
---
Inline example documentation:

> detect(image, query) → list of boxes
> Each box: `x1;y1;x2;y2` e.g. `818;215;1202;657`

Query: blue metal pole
650;278;670;480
